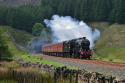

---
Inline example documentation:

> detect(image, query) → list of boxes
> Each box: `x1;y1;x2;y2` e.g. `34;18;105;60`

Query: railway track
42;55;125;80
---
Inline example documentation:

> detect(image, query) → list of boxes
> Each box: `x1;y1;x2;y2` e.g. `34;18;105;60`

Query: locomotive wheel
88;55;92;60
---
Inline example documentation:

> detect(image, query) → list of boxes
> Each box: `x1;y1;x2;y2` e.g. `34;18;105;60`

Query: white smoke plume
44;15;100;48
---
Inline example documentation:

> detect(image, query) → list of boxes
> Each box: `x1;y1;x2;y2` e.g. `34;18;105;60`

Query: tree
95;0;111;21
0;32;12;61
115;0;125;23
109;9;116;23
32;23;45;36
0;7;8;25
6;8;35;32
0;0;125;31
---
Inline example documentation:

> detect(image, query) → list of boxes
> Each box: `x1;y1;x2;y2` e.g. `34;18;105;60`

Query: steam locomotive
42;37;92;59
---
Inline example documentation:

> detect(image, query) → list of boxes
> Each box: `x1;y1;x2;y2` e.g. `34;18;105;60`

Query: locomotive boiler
42;37;92;59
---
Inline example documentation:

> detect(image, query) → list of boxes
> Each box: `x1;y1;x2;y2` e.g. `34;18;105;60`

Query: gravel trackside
42;55;125;80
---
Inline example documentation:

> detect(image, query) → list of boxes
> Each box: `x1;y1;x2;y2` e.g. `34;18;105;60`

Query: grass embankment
0;26;24;57
0;26;64;67
95;23;125;63
21;54;64;67
0;62;53;83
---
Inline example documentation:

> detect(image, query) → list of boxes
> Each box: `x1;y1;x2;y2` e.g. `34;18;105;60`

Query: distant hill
0;0;41;6
89;23;125;63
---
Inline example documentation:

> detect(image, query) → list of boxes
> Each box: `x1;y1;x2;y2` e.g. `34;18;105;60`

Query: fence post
54;71;57;83
109;76;113;83
70;73;72;83
102;76;106;83
75;71;78;83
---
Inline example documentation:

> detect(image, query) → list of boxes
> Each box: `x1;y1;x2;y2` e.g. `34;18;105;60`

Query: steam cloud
28;28;51;53
44;15;100;48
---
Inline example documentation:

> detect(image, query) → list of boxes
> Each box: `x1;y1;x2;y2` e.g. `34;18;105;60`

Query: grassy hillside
0;26;31;56
8;27;34;49
88;22;110;32
0;26;35;57
0;26;64;67
95;23;125;62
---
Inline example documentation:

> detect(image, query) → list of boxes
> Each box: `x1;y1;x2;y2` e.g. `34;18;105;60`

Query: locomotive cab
80;37;92;59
